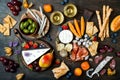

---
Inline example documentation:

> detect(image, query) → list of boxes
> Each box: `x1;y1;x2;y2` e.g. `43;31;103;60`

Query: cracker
88;41;99;56
93;25;98;35
3;23;10;36
3;15;17;28
0;24;6;33
86;22;94;36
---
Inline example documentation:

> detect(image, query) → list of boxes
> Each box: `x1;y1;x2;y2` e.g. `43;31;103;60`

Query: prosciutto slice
70;43;88;61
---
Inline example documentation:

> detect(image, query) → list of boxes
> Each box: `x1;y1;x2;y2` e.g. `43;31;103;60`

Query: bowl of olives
19;18;39;36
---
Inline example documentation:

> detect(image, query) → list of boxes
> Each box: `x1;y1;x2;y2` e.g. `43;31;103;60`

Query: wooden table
0;0;120;80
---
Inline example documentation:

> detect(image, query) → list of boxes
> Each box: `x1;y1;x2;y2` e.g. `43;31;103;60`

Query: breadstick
106;5;110;37
99;8;113;38
101;5;106;41
96;10;102;32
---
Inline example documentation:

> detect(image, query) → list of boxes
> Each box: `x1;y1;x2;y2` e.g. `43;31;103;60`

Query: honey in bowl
50;11;64;25
64;3;77;18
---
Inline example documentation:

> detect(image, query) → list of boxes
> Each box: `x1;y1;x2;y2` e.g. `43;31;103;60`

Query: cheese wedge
22;48;50;65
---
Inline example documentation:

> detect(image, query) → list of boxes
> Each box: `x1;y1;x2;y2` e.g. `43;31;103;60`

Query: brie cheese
22;48;50;65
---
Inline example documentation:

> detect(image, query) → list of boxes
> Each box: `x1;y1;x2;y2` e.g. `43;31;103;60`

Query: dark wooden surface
0;0;120;80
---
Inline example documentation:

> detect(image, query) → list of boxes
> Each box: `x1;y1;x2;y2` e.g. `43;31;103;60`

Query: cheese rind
59;30;73;44
22;48;50;65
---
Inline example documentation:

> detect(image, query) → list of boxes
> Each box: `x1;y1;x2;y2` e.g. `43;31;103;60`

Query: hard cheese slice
22;48;50;65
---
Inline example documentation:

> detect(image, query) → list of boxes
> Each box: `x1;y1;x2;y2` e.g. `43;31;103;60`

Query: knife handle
14;28;24;42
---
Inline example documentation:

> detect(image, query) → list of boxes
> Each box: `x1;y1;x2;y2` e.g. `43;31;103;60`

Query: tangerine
81;61;90;71
43;4;52;13
74;68;82;76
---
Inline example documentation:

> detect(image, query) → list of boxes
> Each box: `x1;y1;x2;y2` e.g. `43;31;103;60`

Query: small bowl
50;11;64;25
63;3;77;18
19;18;39;36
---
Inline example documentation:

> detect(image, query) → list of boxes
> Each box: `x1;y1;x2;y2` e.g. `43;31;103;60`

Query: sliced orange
74;67;82;76
110;15;120;32
81;61;90;71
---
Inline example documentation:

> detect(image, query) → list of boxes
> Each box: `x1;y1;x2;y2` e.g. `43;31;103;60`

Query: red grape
103;45;109;51
35;66;41;72
116;52;120;57
5;66;11;72
17;1;22;6
15;5;21;11
10;68;16;73
107;47;114;52
2;59;9;66
9;60;14;65
7;2;13;7
13;63;19;68
10;6;16;11
12;11;19;16
0;57;5;62
98;48;106;53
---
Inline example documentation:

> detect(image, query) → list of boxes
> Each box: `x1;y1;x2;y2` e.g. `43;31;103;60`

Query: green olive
27;19;33;24
23;21;29;28
20;22;24;30
28;25;32;30
32;22;37;28
23;29;29;34
30;28;35;33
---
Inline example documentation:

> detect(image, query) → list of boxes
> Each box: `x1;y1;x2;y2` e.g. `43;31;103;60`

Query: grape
33;61;38;65
16;1;22;6
99;48;106;53
2;59;9;66
103;45;109;51
9;60;14;65
0;57;5;62
107;47;114;52
5;66;10;72
12;11;19;16
13;63;19;68
15;5;21;11
10;6;16;11
10;68;16;73
35;66;41;72
116;52;120;57
12;0;22;7
12;0;18;5
7;2;13;7
9;64;15;69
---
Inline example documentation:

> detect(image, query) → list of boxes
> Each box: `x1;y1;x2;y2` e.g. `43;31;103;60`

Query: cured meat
94;55;103;64
70;43;78;61
70;50;76;61
100;69;106;75
75;47;88;61
72;42;79;53
70;43;88;61
110;59;116;70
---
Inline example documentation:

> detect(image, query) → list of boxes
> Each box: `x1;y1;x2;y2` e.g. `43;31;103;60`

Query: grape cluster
7;0;22;16
0;57;19;73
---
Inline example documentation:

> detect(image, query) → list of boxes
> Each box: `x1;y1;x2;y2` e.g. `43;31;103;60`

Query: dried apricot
81;61;90;71
74;68;82;76
43;4;52;13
